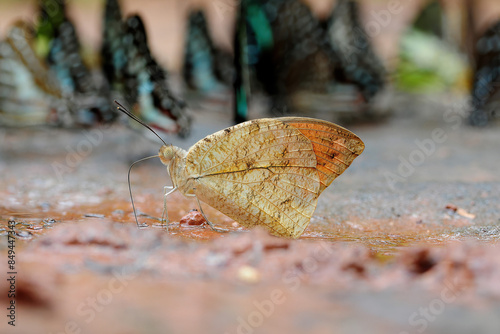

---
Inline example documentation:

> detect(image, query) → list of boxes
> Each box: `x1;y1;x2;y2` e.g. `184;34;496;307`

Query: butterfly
234;0;325;122
121;14;192;137
36;0;115;125
35;0;67;59
470;19;500;126
2;0;192;136
233;0;386;122
322;0;386;102
117;102;364;238
183;10;233;94
0;21;70;127
48;20;115;125
101;0;192;137
102;0;127;90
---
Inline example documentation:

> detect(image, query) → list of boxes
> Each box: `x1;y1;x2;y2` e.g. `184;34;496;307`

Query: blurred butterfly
233;0;385;122
102;0;127;91
101;0;192;137
117;101;364;238
234;0;327;122
183;10;233;94
0;21;70;127
36;0;115;126
322;0;386;102
470;19;500;126
34;0;67;59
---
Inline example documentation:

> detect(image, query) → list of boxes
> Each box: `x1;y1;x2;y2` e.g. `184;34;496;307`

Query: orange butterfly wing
281;117;365;191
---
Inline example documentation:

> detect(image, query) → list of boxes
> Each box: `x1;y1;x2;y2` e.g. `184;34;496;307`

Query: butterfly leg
186;193;229;233
162;186;177;229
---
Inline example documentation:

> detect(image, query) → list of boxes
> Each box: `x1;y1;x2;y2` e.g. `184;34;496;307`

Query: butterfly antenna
128;155;160;227
114;100;168;146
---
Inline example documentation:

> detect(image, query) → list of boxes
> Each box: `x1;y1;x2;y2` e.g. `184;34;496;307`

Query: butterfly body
158;117;364;238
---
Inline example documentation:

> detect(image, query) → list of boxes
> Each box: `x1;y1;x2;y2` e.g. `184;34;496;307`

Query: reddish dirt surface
1;100;500;333
1;219;500;334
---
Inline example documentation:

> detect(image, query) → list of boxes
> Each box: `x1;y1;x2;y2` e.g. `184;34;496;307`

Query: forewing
185;119;321;238
280;117;364;191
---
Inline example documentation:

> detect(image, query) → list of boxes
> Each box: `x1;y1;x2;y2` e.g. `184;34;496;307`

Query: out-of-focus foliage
396;29;470;93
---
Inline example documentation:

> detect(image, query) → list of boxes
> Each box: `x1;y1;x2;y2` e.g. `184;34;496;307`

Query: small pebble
457;208;475;219
237;265;261;284
42;219;56;228
179;210;206;226
232;222;239;228
445;204;458;212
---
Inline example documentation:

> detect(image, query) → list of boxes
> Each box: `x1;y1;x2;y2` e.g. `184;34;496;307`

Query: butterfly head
159;145;187;166
159;145;176;166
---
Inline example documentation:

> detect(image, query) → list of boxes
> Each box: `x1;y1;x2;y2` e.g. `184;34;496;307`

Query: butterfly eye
159;145;175;165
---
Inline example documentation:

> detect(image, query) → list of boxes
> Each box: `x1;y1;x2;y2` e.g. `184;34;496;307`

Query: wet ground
1;91;500;333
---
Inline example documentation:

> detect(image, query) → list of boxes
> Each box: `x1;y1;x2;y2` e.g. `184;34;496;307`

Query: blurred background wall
1;0;500;96
0;0;238;71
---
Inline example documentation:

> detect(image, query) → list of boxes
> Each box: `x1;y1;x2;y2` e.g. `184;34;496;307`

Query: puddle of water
3;195;496;259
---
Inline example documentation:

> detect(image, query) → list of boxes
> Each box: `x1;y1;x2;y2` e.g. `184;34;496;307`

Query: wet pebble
42;219;56;228
445;204;458;212
179;210;206;226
